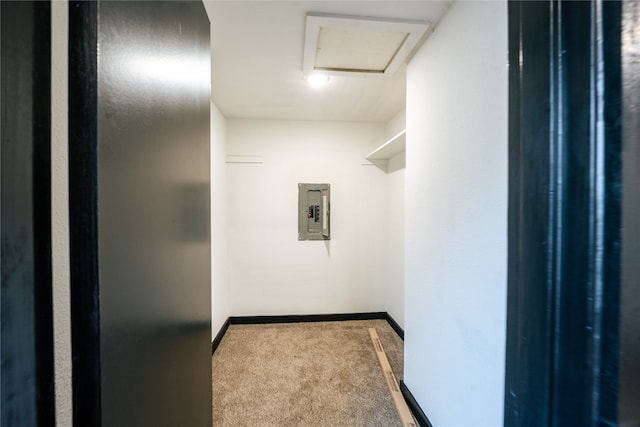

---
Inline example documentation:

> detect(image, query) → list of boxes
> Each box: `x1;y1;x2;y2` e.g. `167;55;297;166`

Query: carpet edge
211;312;404;355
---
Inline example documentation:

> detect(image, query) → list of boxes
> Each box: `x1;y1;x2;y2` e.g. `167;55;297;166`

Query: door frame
504;1;626;425
68;2;102;425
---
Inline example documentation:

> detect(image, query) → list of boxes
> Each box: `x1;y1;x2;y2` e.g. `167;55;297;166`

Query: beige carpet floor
212;319;407;426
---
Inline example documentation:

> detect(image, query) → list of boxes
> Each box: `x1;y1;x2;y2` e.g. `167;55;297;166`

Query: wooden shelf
366;130;406;160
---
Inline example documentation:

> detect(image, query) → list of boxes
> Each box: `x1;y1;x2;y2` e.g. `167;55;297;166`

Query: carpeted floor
212;319;406;426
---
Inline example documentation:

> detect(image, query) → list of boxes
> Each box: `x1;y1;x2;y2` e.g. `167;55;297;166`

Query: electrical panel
298;183;330;240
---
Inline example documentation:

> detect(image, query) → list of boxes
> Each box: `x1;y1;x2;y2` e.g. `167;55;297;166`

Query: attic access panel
303;13;430;78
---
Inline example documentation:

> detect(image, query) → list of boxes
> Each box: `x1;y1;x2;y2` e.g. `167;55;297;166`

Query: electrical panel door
298;183;330;240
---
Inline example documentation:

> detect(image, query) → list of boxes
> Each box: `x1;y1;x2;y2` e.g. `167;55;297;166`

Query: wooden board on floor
368;328;418;427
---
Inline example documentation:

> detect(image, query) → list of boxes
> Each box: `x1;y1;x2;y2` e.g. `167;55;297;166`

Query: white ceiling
203;1;452;123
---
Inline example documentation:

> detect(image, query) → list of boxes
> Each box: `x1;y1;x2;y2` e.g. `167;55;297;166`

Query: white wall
382;110;406;328
404;2;508;426
51;2;72;425
385;108;406;141
211;102;229;336
226;119;393;316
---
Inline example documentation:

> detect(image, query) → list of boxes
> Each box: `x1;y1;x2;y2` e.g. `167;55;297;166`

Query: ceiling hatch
303;13;431;78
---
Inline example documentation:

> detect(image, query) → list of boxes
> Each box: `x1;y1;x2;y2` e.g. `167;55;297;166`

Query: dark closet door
69;2;211;426
1;2;55;426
